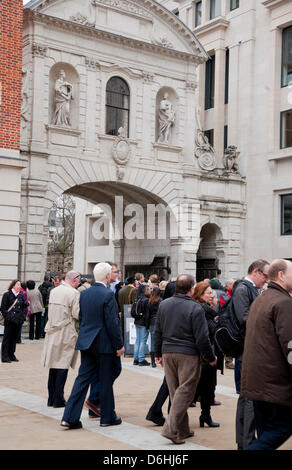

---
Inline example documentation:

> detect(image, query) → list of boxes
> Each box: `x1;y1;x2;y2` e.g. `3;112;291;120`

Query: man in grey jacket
154;274;217;445
233;259;270;450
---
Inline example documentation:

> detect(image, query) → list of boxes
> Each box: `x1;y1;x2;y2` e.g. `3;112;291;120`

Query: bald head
65;270;80;289
175;274;195;296
268;259;292;291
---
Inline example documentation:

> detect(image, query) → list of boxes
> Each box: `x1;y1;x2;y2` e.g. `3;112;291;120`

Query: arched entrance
196;223;224;281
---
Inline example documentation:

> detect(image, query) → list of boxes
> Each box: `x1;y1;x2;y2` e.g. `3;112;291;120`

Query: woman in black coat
1;280;28;362
192;281;220;428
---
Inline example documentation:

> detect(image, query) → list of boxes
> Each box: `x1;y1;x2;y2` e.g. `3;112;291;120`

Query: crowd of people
0;258;291;450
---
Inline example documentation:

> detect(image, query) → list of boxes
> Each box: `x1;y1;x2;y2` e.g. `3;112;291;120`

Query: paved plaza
0;329;291;452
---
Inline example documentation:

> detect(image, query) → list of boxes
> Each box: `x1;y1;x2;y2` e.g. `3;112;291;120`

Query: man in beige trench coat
41;271;80;408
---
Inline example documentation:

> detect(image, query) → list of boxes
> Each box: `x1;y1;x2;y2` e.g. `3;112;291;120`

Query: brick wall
0;0;23;151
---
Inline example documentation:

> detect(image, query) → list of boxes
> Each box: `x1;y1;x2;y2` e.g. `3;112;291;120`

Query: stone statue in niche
223;145;240;173
157;93;175;144
52;70;73;127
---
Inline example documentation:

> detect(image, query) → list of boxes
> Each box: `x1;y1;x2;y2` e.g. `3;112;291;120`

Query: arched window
106;77;130;137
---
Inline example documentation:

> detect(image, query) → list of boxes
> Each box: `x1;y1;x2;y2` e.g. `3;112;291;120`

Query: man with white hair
241;259;292;450
41;270;80;408
61;263;124;429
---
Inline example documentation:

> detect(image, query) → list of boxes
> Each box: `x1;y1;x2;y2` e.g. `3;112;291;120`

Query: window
195;1;202;27
204;129;214;147
282;26;292;87
230;0;239;11
210;0;221;20
205;55;215;110
280;109;292;149
281;194;292;235
106;77;130;137
225;48;229;104
224;125;228;150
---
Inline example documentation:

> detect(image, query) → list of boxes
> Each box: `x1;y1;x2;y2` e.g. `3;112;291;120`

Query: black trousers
195;363;217;416
1;322;19;361
148;376;171;416
47;368;68;406
29;312;42;340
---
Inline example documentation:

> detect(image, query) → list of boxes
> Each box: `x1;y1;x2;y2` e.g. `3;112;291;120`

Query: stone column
19;179;49;283
85;58;100;152
214;46;226;164
169;199;201;278
0;152;27;296
30;43;48;150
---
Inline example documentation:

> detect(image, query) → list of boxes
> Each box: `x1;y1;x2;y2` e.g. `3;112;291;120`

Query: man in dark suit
60;262;124;429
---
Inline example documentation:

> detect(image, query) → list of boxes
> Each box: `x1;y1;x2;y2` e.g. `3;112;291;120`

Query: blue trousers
62;339;121;425
87;358;121;416
247;401;292;450
134;325;148;362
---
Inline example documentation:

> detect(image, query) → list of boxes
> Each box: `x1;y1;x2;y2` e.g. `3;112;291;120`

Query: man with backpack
232;259;270;450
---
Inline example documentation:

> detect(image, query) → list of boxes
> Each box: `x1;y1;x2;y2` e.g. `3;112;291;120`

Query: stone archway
20;161;200;282
196;223;224;282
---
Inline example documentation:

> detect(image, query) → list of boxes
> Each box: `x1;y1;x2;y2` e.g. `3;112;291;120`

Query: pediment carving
92;0;153;20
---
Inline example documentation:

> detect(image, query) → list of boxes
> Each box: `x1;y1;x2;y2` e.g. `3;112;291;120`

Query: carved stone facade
15;0;246;284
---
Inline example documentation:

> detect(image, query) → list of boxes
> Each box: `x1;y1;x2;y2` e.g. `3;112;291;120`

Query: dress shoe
1;358;11;363
182;430;194;439
199;415;220;428
133;359;139;365
85;399;101;417
100;416;122;427
10;357;19;362
60;420;82;430
53;401;67;408
146;410;165;426
139;360;150;366
162;434;185;445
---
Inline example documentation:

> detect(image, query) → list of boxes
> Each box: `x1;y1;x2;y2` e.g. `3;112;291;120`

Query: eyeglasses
258;270;268;280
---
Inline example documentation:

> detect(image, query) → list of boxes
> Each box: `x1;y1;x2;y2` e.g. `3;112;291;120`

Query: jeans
247;401;292;450
134;325;148;363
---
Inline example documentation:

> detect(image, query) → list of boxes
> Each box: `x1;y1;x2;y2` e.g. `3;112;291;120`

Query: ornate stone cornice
92;0;152;21
24;10;206;64
24;0;209;62
262;0;289;9
194;17;230;38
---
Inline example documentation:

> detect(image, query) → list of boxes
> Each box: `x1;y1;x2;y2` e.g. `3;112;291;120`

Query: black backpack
214;281;255;358
130;297;144;320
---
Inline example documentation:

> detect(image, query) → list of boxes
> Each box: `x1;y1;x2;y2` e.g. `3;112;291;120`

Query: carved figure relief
52;70;73;127
112;127;131;180
223;145;240;174
157;93;176;144
70;0;96;27
194;106;217;171
21;69;29;126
